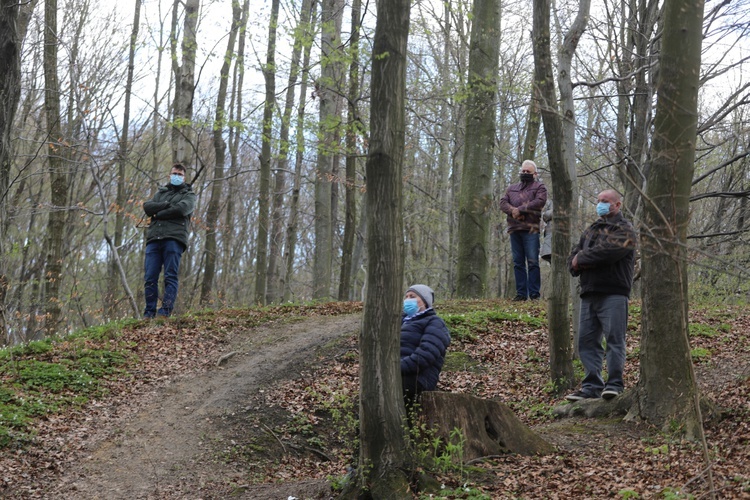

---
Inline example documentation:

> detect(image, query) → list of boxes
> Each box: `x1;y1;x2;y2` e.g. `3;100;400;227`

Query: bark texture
312;0;344;300
455;0;501;298
634;0;706;439
254;0;280;305
338;0;362;301
419;392;554;459
43;0;67;335
345;0;412;495
532;0;575;391
201;0;241;306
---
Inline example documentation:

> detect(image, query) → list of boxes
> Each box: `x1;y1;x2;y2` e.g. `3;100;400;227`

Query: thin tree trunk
200;0;241;306
268;0;313;304
0;0;36;342
338;0;362;301
43;0;68;336
455;0;501;298
150;2;169;193
618;0;660;219
169;0;181;163
172;0;199;167
345;0;412;494
283;1;317;302
107;0;141;319
312;0;344;300
522;85;542;162
556;0;589;382
532;0;575;391
220;0;249;301
350;189;368;300
437;0;453;291
254;0;280;305
636;0;706;440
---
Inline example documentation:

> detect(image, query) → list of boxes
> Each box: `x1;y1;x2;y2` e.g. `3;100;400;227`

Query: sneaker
565;390;599;402
512;295;527;301
602;389;621;400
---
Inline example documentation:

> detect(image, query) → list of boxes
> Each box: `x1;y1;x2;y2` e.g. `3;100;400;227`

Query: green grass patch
690;347;711;361
689;323;721;338
443;351;481;372
442;309;544;341
0;332;133;450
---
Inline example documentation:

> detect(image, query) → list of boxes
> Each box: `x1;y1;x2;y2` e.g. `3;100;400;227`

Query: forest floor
1;300;748;499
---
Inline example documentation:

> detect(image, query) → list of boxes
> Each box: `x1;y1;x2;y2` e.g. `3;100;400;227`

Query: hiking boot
602;388;621;400
512;295;527;301
565;390;599;402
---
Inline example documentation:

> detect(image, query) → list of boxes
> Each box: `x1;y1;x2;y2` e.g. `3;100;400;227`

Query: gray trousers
578;294;629;395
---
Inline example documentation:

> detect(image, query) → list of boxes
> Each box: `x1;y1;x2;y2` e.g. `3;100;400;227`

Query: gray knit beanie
406;284;434;309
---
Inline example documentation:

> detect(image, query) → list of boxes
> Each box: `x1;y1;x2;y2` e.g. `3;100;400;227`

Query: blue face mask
403;298;419;316
596;202;611;217
170;174;184;186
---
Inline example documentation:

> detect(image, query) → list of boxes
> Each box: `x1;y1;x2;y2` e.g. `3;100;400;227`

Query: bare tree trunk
522;85;542;162
42;0;68;336
149;2;169;193
92;169;139;317
254;0;280;305
268;0;313;304
172;0;199;167
220;0;249;300
107;0;142;319
455;0;501;298
343;0;412;495
532;0;575;391
283;1;317;302
617;0;660;219
200;0;241;306
312;0;344;300
338;0;362;301
635;0;706;440
0;0;31;228
556;0;589;383
0;0;36;342
437;0;453;291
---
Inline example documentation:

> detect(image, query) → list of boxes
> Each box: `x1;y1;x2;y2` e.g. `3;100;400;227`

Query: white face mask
170;174;184;186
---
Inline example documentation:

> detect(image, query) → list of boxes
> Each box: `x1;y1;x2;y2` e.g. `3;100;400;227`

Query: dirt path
49;313;362;500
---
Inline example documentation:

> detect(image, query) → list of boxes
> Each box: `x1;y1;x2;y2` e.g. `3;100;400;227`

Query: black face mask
520;173;534;183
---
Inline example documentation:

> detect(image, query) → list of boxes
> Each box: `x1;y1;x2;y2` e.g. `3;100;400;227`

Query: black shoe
602;388;621;400
565;390;599;402
512;295;527;301
529;294;541;300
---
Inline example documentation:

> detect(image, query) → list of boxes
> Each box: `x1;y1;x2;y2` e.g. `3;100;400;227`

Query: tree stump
418;392;554;461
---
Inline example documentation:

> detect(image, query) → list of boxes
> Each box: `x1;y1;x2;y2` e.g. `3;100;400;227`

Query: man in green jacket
142;163;196;318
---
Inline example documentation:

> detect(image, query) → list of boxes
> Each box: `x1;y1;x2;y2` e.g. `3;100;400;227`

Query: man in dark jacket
499;160;548;300
400;284;451;409
142;163;196;318
566;189;636;401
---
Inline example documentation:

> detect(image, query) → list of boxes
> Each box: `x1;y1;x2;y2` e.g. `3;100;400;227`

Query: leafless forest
0;0;748;342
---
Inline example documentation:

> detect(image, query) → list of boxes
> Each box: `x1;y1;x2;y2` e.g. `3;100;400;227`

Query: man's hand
511;207;523;220
571;254;580;271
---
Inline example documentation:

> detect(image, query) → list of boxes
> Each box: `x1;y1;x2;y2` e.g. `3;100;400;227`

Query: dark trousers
144;239;185;318
510;230;541;298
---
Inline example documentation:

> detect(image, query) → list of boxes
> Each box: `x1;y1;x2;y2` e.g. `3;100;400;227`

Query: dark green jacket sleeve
143;200;169;216
154;191;196;220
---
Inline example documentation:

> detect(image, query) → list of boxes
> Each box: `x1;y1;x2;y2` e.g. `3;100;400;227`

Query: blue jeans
578;294;629;395
144;239;185;318
510;231;541;298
